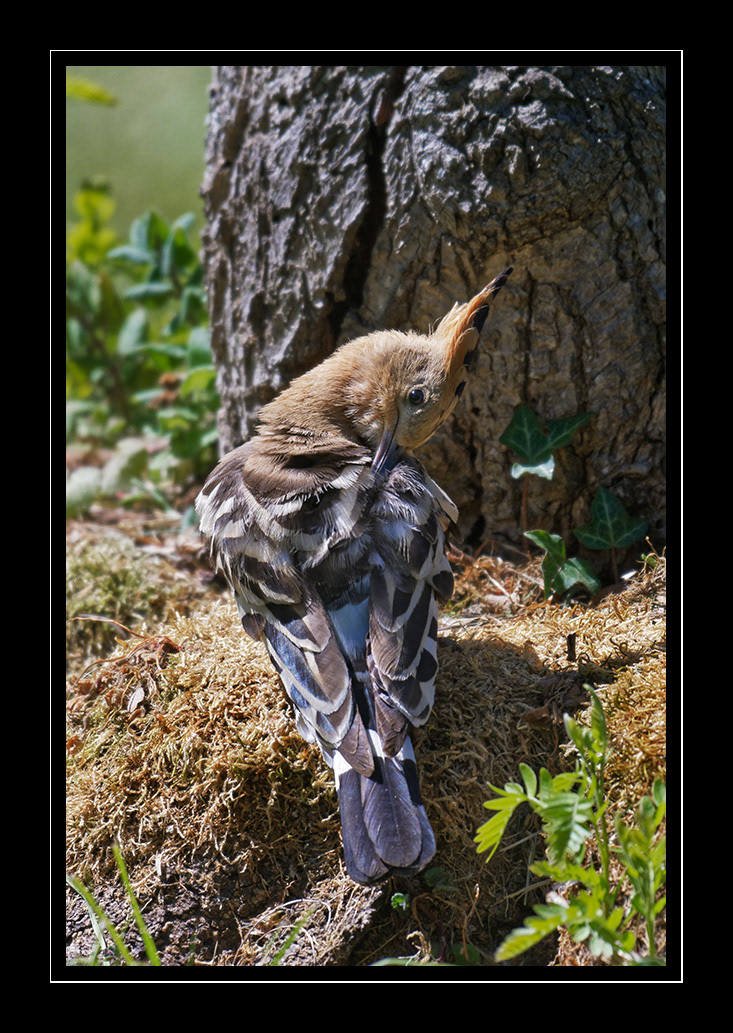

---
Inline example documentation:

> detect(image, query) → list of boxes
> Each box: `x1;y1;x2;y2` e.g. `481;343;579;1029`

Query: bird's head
256;268;512;471
343;268;513;471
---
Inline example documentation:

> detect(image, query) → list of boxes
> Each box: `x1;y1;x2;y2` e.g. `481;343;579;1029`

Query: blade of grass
66;873;138;966
113;844;161;966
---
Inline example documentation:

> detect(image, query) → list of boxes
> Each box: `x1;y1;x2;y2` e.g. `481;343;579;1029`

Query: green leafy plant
499;406;649;588
475;688;665;965
66;844;161;966
575;486;649;581
500;405;593;532
500;405;594;481
66;181;218;517
390;891;410;913
524;529;601;600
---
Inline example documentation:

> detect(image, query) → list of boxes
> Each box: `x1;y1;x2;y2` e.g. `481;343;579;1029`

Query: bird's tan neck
257;345;392;454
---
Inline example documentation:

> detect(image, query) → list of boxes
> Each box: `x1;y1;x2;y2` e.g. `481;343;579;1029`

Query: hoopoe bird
196;268;513;885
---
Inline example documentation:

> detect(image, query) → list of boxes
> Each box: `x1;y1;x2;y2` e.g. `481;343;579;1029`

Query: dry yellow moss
66;549;666;966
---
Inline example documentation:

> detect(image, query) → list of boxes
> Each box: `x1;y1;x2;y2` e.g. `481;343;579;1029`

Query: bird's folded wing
367;457;455;752
195;440;376;775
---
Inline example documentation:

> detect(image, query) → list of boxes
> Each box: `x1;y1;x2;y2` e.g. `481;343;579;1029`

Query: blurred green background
66;65;212;235
65;65;219;521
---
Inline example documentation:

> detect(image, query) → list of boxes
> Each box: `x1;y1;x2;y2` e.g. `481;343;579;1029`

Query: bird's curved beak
372;418;399;474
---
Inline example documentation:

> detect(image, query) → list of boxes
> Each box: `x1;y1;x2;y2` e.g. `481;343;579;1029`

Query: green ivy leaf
575;487;648;550
500;406;552;466
525;529;600;598
500;406;593;477
544;412;594;451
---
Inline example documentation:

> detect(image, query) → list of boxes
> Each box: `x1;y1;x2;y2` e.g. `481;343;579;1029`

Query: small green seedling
524;529;601;599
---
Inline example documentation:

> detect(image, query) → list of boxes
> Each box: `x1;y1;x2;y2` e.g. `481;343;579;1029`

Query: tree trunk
201;65;666;557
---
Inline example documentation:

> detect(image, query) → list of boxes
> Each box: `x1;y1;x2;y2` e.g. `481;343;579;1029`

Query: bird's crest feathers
433;266;513;421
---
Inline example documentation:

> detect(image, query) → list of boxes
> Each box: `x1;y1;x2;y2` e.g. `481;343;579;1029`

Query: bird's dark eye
408;387;426;406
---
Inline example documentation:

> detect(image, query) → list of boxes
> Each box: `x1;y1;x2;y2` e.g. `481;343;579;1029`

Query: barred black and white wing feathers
333;456;455;883
368;458;455;740
197;436;377;778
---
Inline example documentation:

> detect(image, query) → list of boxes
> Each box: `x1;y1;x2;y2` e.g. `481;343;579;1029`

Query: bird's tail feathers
334;737;436;885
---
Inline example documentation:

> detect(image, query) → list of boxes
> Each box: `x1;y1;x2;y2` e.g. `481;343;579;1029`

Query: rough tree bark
201;65;666;558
